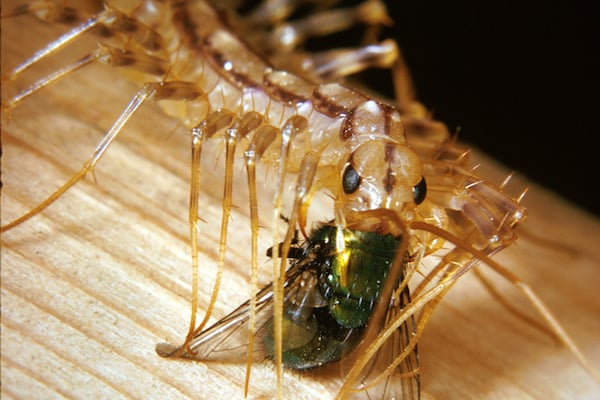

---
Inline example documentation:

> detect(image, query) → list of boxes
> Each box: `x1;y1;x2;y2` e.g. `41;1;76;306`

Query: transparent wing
157;252;324;363
181;277;277;363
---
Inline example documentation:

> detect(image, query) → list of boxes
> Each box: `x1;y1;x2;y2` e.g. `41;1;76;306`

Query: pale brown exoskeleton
2;1;599;399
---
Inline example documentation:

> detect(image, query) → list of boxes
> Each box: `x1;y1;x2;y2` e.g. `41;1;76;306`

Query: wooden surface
2;3;600;399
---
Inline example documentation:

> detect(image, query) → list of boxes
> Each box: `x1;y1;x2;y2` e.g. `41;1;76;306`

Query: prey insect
2;1;598;399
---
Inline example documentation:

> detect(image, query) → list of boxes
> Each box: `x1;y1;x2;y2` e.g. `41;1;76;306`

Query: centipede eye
412;176;427;205
342;163;361;194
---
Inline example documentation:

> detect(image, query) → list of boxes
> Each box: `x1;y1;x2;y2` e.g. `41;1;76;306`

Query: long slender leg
1;81;201;231
251;0;392;52
243;123;276;396
3;4;164;80
243;145;260;397
409;221;600;381
340;213;600;397
271;117;295;398
3;45;170;113
176;110;238;351
3;8;111;78
195;124;239;334
185;121;204;346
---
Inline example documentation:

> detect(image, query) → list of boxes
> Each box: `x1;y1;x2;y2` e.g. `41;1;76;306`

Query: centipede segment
2;1;598;399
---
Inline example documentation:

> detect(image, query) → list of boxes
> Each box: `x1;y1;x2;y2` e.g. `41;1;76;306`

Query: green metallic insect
159;220;420;399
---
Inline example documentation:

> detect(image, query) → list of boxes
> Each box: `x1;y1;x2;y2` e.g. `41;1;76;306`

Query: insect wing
177;283;274;363
159;258;317;363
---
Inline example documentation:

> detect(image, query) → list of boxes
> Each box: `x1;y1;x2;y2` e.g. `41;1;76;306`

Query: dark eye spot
342;164;361;194
412;176;427;205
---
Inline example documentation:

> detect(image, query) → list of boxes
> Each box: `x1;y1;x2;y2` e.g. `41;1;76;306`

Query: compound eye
342;163;361;194
412;176;427;205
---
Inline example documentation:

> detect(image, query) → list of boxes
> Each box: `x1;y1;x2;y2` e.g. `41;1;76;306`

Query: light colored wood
2;3;599;399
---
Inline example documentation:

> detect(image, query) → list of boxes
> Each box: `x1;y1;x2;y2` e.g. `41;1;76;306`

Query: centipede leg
185;122;204;346
264;115;309;397
343;285;442;398
242;123;276;395
194;123;239;334
2;82;154;231
269;150;321;399
2;5;110;78
390;49;420;117
243;144;260;396
3;3;164;78
478;253;600;381
1;80;203;232
175;111;238;350
259;0;392;53
3;2;173;116
409;221;600;382
4;45;170;114
1;0;102;22
271;120;293;399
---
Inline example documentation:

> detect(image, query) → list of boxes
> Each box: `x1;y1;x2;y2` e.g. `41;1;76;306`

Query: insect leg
243;123;277;396
3;4;163;80
3;44;170;113
268;115;310;398
262;0;392;53
172;110;237;350
243;142;260;397
2;4;107;78
273;150;321;398
2;0;103;22
1;80;203;232
410;221;600;382
184;111;267;347
309;39;400;80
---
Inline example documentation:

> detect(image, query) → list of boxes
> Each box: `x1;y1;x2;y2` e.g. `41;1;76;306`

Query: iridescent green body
265;224;402;369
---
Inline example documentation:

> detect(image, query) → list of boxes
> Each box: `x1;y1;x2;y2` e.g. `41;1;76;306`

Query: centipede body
1;1;599;399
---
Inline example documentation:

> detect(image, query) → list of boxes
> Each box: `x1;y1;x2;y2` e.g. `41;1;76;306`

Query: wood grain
2;2;599;399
